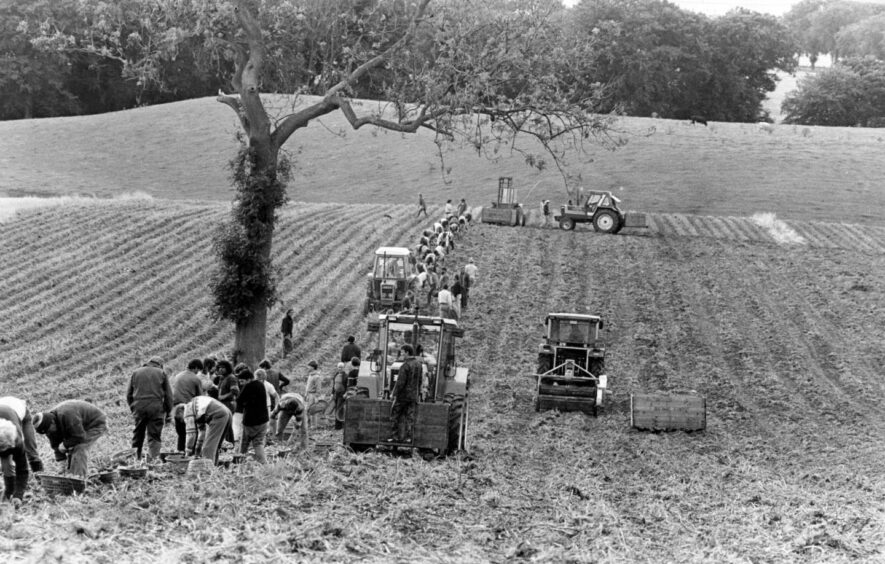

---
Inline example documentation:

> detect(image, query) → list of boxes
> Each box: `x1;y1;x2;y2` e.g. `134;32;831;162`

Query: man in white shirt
437;284;455;319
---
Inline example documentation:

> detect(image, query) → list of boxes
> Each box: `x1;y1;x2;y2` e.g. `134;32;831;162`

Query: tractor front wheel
559;218;575;231
593;211;618;233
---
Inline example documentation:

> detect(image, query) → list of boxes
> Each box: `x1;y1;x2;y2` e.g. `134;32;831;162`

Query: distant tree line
784;0;885;67
7;0;881;126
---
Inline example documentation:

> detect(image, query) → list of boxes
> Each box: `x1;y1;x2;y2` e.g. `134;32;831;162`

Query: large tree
207;0;618;365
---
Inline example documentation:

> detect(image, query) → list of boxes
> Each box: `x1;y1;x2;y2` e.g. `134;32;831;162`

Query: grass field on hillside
0;199;883;562
1;93;883;226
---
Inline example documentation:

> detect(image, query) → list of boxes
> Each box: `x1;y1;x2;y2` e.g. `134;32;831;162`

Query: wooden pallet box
630;393;706;431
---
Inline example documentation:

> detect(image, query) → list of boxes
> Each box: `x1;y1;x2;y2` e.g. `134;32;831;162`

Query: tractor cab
344;314;469;454
364;247;417;315
534;313;609;415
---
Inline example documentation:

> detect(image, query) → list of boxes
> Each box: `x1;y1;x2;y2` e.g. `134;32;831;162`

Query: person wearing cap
0;396;44;503
388;344;422;443
340;336;361;364
126;356;174;462
304;361;322;428
236;369;269;463
184;396;231;464
272;392;308;449
171;359;205;453
33;400;107;477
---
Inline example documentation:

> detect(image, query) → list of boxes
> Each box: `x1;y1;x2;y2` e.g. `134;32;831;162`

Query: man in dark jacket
33;400;107;477
258;359;290;394
281;309;294;358
340;336;361;364
171;359;205;453
388;345;422;443
236;369;269;463
0;396;44;502
127;356;174;462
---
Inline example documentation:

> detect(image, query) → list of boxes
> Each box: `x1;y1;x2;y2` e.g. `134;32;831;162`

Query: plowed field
1;201;883;562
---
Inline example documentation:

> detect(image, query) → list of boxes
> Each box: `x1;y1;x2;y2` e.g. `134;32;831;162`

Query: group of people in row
0;337;373;502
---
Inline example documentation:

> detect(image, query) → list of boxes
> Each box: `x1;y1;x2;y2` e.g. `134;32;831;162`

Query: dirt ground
0;201;883;562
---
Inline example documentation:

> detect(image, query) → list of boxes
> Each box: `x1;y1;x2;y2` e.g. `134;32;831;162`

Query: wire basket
37;473;87;496
165;455;191;475
186;458;214;476
119;466;148;479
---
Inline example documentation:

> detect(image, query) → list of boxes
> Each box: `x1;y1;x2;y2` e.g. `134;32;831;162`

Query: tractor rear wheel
444;393;465;455
559;218;575;231
593;211;618;233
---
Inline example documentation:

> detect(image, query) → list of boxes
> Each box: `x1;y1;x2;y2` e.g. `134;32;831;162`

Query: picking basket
165;455;191;474
95;470;120;485
186;458;214;476
119;466;148;479
37;473;86;496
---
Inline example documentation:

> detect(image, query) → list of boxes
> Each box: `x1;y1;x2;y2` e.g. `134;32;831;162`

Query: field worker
346;357;361;389
258;359;290;394
272;392;308;449
0;396;43;473
184;396;231;464
388;345;422;443
451;275;463;320
437;284;455;319
304;360;322;428
236;369;269;463
281;309;294;358
331;363;347;430
0;396;45;502
201;357;219;398
127;356;174;462
458;269;470;311
417;193;428;217
254;369;279;420
541;200;551;228
341;336;361;364
215;360;239;444
444;199;454;216
33;400;107;477
171;359;205;453
457;198;467;217
464;258;478;286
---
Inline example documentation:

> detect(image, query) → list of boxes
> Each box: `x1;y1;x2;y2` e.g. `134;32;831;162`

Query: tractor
555;190;647;233
363;247;417;315
534;313;610;415
343;313;469;455
480;177;526;226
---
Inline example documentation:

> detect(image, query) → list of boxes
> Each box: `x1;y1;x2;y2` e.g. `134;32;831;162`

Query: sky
561;0;799;17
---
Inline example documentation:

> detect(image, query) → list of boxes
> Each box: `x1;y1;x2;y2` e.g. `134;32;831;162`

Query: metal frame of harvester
343;313;469;456
480;177;526;226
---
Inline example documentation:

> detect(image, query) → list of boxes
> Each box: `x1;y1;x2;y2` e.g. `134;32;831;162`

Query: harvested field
1;200;883;562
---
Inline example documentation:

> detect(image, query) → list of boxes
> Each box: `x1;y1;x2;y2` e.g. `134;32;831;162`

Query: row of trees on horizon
1;0;884;126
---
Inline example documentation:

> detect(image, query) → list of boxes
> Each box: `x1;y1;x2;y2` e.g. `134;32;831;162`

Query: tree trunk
231;146;278;369
235;299;268;368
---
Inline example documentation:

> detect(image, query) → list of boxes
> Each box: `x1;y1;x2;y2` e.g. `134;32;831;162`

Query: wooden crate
630;393;706;431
